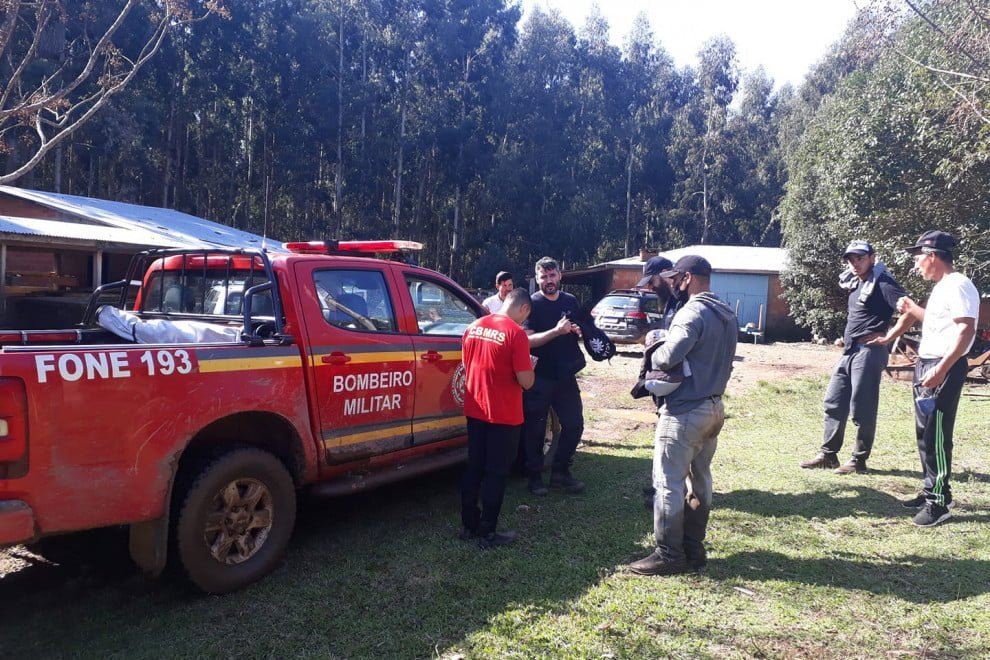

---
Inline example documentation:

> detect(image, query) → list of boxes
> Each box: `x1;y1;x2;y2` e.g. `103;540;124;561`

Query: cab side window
642;296;659;314
313;269;396;333
406;276;480;336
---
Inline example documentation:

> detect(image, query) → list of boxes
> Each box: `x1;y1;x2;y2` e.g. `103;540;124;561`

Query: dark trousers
913;356;967;507
461;417;521;535
821;343;889;460
521;375;584;476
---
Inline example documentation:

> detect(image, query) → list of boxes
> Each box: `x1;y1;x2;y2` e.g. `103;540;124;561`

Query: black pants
461;417;521;535
821;343;889;460
913;356;968;507
521;375;584;476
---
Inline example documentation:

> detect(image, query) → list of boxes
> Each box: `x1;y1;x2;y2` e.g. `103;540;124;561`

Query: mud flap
129;515;169;578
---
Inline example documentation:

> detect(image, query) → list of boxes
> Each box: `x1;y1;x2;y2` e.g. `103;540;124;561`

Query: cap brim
904;245;923;254
843;249;869;257
635;275;654;287
656;268;680;278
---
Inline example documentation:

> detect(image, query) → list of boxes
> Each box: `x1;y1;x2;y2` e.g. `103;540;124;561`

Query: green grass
2;376;989;658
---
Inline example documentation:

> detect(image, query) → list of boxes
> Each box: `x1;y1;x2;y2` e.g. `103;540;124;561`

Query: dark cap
904;230;957;255
495;270;512;285
843;239;873;257
658;255;713;278
636;256;674;288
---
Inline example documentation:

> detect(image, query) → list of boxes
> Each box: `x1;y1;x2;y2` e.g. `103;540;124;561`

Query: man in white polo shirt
872;230;979;527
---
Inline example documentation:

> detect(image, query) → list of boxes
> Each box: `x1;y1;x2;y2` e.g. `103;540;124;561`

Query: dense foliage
5;0;988;328
780;1;990;338
4;0;785;285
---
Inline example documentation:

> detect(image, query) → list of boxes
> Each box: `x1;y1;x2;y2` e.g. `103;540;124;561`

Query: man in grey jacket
629;255;737;576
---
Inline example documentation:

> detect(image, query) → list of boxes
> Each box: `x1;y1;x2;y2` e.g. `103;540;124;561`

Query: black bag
567;311;616;362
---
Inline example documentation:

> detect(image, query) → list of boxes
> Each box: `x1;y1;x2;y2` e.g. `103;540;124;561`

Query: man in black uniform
800;240;913;474
521;257;587;496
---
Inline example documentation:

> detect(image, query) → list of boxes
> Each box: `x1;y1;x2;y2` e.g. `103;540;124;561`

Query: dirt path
578;340;839;441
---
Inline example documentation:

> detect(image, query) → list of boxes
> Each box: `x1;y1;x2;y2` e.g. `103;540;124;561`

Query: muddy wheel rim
203;478;274;565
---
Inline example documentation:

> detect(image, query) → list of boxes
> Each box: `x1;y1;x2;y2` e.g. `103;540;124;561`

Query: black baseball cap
904;230;957;255
843;239;874;257
658;255;713;278
636;256;674;287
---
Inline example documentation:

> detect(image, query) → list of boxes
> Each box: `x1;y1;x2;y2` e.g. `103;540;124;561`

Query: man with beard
629;255;737;576
521;257;587;497
800;240;911;475
636;255;679;329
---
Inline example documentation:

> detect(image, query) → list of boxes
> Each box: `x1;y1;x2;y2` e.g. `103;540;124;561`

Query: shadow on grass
714;549;990;603
715;485;914;519
866;467;990;483
0;454;653;657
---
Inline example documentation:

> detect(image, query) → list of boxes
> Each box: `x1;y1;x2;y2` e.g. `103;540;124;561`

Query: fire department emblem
451;362;466;406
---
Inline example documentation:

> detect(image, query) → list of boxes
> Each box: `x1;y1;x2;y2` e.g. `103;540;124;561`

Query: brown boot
628;550;690;576
834;459;867;475
799;453;839;469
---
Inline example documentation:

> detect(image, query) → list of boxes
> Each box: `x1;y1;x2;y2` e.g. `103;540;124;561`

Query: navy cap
636;256;673;287
658;255;713;278
904;230;957;255
843;239;874;257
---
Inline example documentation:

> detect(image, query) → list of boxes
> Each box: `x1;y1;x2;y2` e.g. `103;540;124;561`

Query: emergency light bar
285;240;423;255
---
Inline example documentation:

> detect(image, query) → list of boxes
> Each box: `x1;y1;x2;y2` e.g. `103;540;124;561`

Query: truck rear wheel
175;448;296;594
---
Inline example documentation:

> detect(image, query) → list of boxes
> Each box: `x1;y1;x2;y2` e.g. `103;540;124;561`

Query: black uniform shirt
525;291;586;378
842;271;907;349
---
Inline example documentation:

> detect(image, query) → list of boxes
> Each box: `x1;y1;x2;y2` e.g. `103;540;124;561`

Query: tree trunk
334;8;345;236
624;134;634;256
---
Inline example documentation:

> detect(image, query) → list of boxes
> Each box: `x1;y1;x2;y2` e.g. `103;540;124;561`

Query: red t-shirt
461;313;532;425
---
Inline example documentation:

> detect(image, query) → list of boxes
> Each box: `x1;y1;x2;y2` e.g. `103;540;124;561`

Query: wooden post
758;303;764;331
93;249;104;289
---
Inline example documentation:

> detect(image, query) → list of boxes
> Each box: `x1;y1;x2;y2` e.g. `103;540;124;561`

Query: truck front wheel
175;448;296;594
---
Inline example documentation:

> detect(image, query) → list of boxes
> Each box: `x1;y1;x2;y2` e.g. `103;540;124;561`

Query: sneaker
478;531;517;549
912;502;952;527
458;527;478;541
628;550;690;576
799;453;839;469
901;494;955;510
528;476;549;497
549;472;586;494
834;459;867;475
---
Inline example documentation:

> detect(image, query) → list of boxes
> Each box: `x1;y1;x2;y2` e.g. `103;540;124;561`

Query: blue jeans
652;397;724;561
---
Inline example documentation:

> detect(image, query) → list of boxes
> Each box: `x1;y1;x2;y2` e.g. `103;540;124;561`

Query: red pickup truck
0;241;486;593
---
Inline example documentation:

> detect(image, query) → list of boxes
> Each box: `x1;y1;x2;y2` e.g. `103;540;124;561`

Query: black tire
174;448;296;594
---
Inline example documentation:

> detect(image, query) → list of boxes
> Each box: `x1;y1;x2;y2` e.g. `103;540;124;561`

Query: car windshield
598;295;640;310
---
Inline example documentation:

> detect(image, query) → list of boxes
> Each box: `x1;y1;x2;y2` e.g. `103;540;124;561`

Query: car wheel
174;448;296;594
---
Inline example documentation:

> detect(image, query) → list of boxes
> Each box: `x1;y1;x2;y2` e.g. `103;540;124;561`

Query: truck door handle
321;352;352;365
420;351;442;362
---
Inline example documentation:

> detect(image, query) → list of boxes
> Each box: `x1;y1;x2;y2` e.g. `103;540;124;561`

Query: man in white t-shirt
872;230;980;527
482;271;513;313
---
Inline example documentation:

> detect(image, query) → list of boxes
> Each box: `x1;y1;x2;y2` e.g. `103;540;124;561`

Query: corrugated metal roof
0;215;181;247
600;245;788;274
0;186;284;251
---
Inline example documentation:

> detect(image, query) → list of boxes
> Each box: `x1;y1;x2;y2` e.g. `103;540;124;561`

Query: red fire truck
0;241;485;593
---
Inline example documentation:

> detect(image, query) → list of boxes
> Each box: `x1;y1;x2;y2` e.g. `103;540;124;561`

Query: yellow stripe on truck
324;415;466;448
198;356;303;373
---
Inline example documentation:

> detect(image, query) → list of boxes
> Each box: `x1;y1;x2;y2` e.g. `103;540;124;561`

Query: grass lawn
2;375;988;658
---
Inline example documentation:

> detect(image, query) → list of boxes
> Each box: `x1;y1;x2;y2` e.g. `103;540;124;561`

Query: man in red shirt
460;287;536;548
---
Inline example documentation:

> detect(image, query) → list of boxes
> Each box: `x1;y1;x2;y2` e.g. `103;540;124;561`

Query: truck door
401;274;483;446
295;262;416;464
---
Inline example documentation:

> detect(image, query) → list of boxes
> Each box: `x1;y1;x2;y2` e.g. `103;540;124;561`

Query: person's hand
865;333;892;346
553;316;573;336
897;296;919;318
921;363;948;389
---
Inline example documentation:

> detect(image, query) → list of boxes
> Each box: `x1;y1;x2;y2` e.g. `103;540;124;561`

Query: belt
854;332;884;346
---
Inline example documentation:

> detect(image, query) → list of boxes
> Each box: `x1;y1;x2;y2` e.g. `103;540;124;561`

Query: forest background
2;0;989;338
